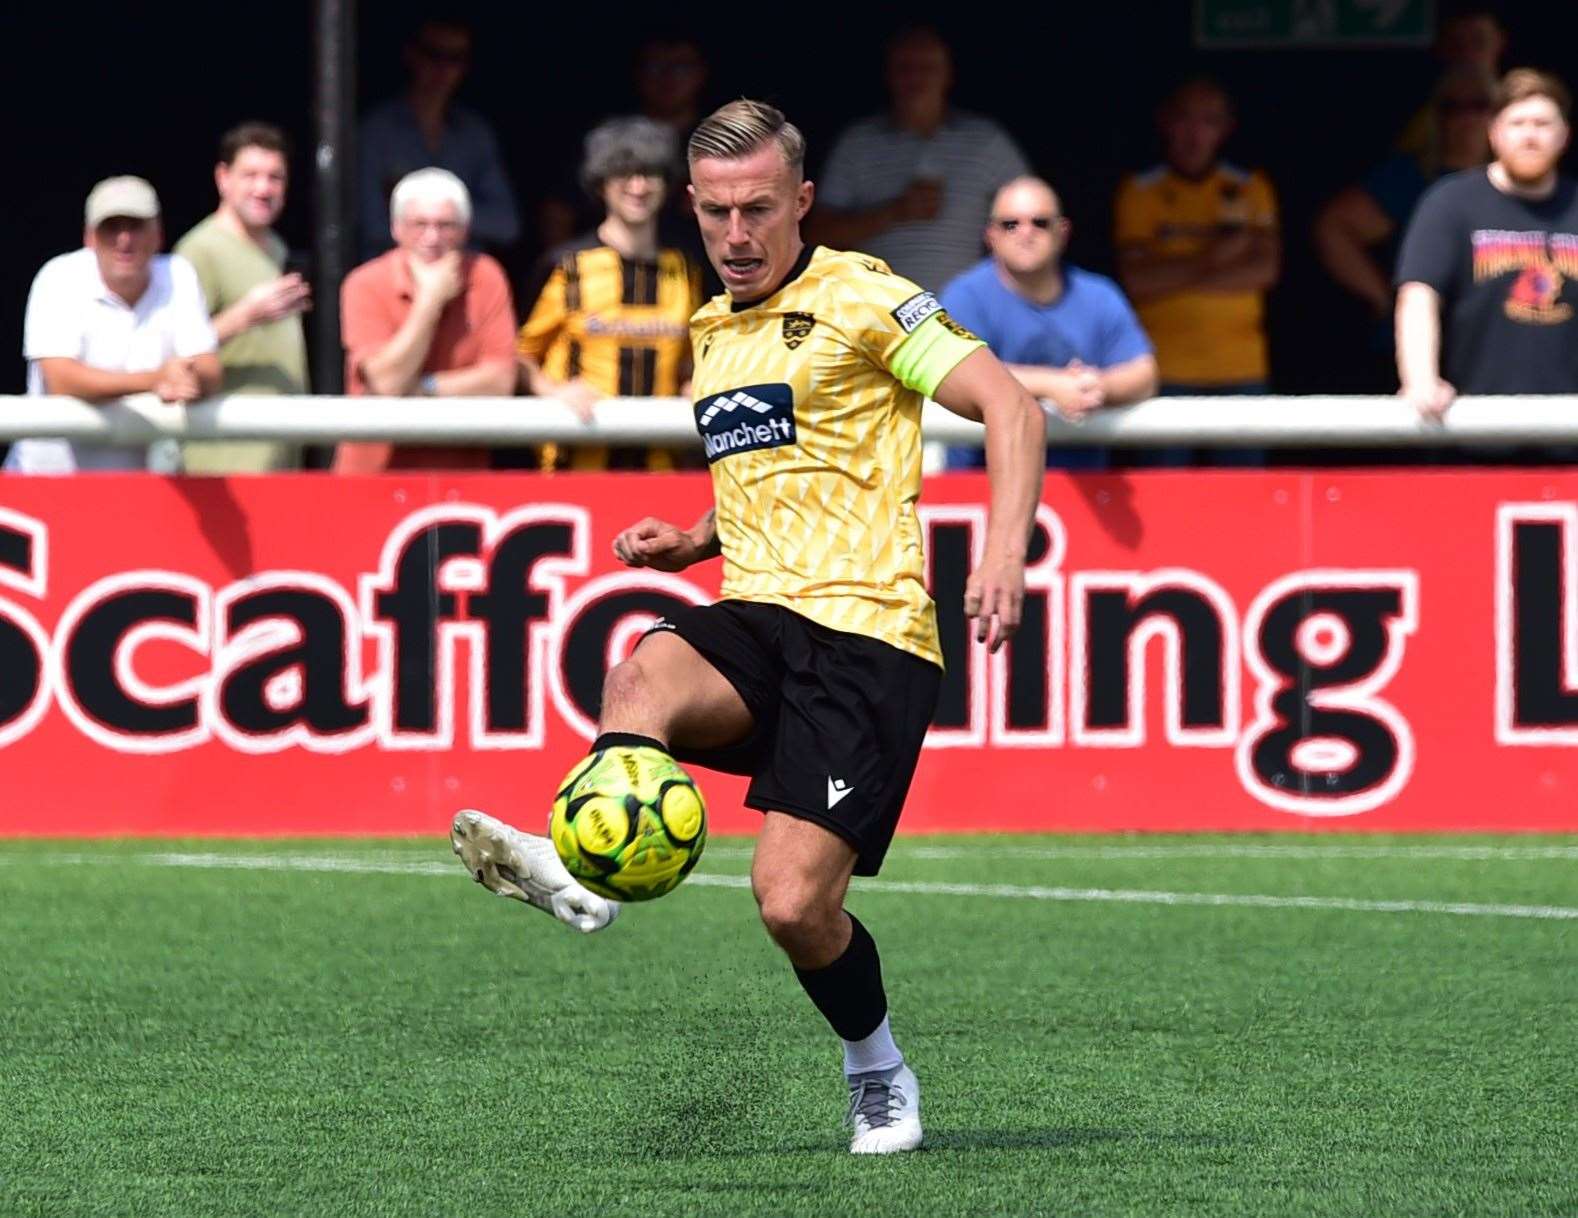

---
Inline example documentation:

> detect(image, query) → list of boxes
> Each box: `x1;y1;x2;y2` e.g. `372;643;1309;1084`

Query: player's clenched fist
613;517;702;572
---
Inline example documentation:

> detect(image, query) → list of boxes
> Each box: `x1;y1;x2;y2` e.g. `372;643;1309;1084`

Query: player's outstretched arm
931;347;1046;652
612;508;722;572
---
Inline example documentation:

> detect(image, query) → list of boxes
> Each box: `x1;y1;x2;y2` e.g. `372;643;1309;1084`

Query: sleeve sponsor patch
936;313;980;343
891;291;942;334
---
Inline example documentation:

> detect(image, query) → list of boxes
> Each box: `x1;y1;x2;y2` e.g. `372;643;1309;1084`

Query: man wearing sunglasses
940;177;1156;468
359;16;520;259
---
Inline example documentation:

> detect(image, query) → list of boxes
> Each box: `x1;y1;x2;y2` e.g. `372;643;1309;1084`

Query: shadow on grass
676;1127;1236;1159
925;1128;1237;1152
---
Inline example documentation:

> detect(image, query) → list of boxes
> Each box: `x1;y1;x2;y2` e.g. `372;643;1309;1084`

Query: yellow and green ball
549;746;707;902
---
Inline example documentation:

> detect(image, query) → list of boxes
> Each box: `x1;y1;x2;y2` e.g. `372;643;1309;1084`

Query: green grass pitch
2;834;1575;1217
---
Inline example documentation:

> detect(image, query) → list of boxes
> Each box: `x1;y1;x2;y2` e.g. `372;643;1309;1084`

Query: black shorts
643;600;941;876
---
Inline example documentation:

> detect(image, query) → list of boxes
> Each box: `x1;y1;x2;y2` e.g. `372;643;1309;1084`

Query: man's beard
1500;148;1559;186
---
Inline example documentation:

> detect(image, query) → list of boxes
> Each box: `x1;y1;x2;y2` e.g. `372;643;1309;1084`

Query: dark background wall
2;0;1574;397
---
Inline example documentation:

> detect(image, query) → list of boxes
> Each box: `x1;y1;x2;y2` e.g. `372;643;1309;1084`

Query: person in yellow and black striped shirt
453;100;1046;1156
517;117;704;470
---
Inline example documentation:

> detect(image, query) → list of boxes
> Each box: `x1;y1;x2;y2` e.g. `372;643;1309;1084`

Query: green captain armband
888;310;986;397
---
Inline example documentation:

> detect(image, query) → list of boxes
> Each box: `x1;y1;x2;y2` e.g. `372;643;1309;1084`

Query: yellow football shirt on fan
1114;163;1278;386
690;245;983;668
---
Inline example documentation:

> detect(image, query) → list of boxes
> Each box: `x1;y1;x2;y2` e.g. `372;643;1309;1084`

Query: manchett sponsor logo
704;415;794;459
694;384;797;463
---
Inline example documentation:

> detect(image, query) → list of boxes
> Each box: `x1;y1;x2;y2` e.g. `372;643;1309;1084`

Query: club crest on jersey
781;312;815;350
694;383;797;463
892;291;941;333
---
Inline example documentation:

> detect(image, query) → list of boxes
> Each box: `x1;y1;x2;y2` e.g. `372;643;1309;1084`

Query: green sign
1196;0;1434;48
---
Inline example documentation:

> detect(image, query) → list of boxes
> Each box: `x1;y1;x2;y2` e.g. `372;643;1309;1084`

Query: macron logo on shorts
827;776;855;809
694;383;797;463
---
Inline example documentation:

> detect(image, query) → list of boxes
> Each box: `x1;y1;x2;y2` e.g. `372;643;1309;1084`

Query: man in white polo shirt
809;25;1029;293
8;176;221;473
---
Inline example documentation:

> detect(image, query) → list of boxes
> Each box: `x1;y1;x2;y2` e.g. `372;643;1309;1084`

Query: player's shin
793;913;922;1153
792;913;903;1075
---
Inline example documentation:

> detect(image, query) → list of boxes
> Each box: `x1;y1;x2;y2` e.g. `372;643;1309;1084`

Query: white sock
843;1014;903;1077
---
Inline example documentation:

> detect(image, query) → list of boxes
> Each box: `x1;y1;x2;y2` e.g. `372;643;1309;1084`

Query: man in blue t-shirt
940;177;1156;468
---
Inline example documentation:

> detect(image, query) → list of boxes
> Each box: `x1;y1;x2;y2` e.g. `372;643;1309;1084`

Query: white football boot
847;1063;923;1154
451;809;619;934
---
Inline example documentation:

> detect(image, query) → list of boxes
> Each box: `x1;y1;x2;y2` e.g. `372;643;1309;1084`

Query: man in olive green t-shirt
174;122;311;473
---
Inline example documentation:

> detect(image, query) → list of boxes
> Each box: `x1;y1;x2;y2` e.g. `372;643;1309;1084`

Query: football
549;746;707;902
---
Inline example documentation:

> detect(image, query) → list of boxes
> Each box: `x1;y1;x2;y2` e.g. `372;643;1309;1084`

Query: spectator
1115;77;1280;396
516;118;704;472
1315;67;1494;383
174;121;311;474
810;25;1029;293
1396;69;1578;417
635;33;717;289
359;16;519;259
634;33;709;139
1396;9;1507;162
940;177;1156;469
335;169;517;474
6;177;219;475
535;36;715;283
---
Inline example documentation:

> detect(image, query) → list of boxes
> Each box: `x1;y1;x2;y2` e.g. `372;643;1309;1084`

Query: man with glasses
515;118;705;472
8;176;220;474
942;177;1155;462
335;168;517;474
359;16;520;259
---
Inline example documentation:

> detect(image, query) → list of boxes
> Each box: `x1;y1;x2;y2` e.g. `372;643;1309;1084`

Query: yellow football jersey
690;245;984;667
1114;163;1278;386
519;236;704;471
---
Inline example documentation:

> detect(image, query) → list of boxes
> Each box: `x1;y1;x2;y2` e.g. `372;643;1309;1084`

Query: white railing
1;394;1576;447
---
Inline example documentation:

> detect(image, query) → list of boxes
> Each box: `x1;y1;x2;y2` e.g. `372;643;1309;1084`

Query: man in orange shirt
336;167;517;473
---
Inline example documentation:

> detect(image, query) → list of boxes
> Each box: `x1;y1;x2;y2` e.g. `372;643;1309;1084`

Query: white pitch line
8;850;1574;922
701;843;1578;863
830;878;1578;921
898;843;1578;863
4;842;1577;867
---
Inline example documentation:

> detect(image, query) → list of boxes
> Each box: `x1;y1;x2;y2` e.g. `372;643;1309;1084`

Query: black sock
590;731;667;755
793;913;888;1042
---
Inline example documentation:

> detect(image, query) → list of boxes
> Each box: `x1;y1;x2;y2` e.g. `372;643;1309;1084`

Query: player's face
603;170;667;227
986;184;1066;276
86;216;159;289
216;146;288;230
1491;96;1570;185
394;198;467;261
1161;87;1233;178
689;145;813;301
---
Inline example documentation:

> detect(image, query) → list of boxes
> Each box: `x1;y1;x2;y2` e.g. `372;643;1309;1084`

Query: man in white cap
7;176;221;473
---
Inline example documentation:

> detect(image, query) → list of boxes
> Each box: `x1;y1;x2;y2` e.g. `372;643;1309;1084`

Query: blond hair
687;100;805;174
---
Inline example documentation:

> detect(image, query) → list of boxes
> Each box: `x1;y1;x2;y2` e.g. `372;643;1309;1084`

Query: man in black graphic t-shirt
1396;69;1578;414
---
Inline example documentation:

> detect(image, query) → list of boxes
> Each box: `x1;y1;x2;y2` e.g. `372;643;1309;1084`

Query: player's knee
754;878;840;955
599;656;652;720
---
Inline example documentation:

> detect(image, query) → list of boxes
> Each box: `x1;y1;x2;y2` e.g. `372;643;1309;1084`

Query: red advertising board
1;470;1577;837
